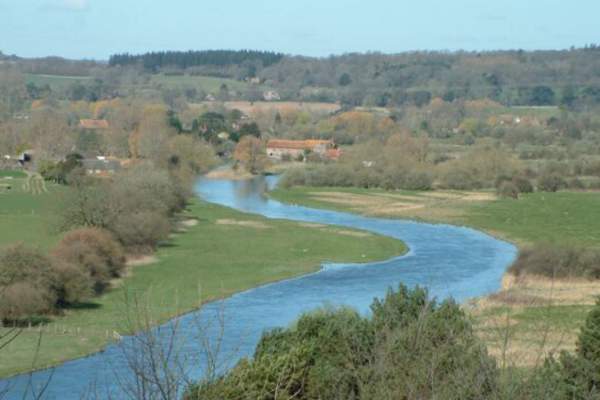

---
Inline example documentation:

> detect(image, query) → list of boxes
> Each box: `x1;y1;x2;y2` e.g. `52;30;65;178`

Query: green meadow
0;176;64;250
270;186;600;247
0;177;405;377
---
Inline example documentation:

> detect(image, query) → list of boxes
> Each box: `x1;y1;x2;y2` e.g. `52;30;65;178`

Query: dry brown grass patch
126;255;159;267
217;101;341;115
328;229;372;238
216;219;272;229
298;222;327;228
306;190;494;222
502;274;600;306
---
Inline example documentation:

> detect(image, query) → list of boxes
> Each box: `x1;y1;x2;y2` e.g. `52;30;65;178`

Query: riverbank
269;185;600;367
0;194;406;378
270;186;600;247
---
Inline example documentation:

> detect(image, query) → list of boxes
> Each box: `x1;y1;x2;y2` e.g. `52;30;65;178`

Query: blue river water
0;176;517;399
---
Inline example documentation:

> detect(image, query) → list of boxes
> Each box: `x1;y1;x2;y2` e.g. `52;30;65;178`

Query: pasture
270;186;600;247
24;73;93;90
0;195;405;377
0;173;64;250
202;101;342;115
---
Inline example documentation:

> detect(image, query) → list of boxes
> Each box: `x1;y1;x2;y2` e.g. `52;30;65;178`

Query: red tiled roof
79;119;109;129
325;148;342;160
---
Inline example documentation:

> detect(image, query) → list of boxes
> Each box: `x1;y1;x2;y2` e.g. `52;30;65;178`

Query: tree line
108;50;284;71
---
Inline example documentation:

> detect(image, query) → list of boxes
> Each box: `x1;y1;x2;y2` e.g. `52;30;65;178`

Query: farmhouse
266;139;341;161
79;119;110;130
263;90;281;101
82;157;121;176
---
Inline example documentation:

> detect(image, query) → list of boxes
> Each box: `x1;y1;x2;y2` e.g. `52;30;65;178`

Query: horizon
1;0;598;60
3;45;599;63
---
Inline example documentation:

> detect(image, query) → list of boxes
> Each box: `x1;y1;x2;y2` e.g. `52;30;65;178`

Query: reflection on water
1;176;517;399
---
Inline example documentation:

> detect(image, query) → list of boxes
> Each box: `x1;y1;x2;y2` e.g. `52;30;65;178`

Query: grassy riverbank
0;187;406;377
270;185;600;367
270;186;600;247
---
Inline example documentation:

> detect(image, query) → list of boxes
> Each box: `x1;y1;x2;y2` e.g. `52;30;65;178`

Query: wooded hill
5;46;600;107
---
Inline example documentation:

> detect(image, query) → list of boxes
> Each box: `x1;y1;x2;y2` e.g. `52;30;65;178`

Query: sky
0;0;598;60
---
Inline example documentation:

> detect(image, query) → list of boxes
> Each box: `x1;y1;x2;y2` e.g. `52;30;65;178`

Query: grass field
149;74;260;93
269;184;600;367
0;188;405;377
24;73;93;90
0;176;64;250
270;186;600;247
192;101;341;116
0;170;27;178
24;72;264;95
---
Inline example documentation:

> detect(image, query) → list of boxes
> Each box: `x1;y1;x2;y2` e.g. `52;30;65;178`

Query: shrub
441;168;482;190
39;153;83;184
494;174;513;189
587;179;600;190
52;228;125;294
187;285;498;399
402;170;433;190
110;163;182;216
0;282;55;323
52;261;93;306
109;212;171;252
538;174;566;192
0;244;58;321
567;177;586;190
497;181;520;199
279;167;308;188
509;245;600;279
513;176;534;193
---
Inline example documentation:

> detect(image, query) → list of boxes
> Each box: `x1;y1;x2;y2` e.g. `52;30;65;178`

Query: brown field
194;101;341;115
468;274;600;367
306;190;496;221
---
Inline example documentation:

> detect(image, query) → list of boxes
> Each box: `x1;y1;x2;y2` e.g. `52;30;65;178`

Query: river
0;176;517;399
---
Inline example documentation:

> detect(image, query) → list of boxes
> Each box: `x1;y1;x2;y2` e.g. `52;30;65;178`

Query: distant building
263;90;281;101
266;139;340;161
82;157;121;176
17;150;35;166
79;119;110;130
217;132;230;140
13;113;30;121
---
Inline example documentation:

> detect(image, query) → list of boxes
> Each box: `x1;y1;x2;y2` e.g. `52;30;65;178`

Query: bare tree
106;286;240;400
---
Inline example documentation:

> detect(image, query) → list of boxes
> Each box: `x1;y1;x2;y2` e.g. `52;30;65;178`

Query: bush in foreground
186;285;498;399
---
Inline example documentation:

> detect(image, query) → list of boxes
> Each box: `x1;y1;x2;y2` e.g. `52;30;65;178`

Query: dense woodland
109;50;284;72
3;47;600;107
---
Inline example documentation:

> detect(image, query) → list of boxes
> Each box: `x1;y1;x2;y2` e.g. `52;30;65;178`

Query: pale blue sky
0;0;598;60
